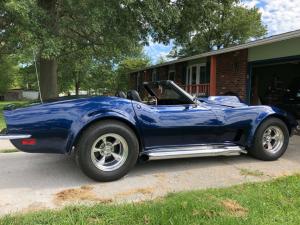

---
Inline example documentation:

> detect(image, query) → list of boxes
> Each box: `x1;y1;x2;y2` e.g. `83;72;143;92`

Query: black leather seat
115;91;127;98
127;90;142;102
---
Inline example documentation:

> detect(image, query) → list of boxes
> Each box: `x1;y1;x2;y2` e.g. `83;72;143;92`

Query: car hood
198;96;248;108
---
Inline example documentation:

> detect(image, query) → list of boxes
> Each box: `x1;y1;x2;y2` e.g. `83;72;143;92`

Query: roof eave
131;29;300;73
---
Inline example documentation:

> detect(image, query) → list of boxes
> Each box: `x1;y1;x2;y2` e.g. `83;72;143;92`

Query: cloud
143;40;174;64
242;0;260;8
243;0;300;35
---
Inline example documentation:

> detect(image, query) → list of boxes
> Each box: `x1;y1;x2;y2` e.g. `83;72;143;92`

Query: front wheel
76;120;139;182
249;118;289;161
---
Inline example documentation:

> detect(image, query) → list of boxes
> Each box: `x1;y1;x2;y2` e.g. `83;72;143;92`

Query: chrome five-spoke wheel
262;126;284;153
91;133;129;172
250;118;289;161
76;120;139;182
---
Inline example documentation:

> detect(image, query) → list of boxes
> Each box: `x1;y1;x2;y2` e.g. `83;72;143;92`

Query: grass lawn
0;149;19;153
1;175;300;225
0;101;28;130
0;114;5;130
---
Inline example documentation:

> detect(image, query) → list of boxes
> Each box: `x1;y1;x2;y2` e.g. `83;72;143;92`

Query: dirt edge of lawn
1;174;300;225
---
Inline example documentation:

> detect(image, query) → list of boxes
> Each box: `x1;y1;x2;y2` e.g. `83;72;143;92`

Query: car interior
115;80;195;106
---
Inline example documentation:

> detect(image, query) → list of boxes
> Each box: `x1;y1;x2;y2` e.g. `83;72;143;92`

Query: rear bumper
0;129;31;140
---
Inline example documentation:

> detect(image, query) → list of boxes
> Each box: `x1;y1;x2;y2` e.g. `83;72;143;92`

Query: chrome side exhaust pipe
142;145;246;161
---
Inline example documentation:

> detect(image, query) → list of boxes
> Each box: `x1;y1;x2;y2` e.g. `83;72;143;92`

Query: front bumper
0;129;31;140
293;120;300;136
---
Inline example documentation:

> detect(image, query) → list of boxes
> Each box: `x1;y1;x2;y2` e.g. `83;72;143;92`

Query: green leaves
171;0;267;57
1;0;267;96
1;0;181;96
115;56;150;91
0;55;19;95
2;0;180;59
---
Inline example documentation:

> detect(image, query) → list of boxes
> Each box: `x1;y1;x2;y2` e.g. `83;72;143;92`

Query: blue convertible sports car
0;80;298;181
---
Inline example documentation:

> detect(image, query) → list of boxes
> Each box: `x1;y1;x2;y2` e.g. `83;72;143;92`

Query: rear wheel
249;118;289;161
76;120;139;181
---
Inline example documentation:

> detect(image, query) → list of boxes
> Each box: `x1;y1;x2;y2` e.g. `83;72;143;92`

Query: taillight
21;139;36;145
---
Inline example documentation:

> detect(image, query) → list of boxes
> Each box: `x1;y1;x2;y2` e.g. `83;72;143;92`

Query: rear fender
66;109;142;153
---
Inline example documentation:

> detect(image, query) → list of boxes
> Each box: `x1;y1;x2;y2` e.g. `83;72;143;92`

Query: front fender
246;106;298;147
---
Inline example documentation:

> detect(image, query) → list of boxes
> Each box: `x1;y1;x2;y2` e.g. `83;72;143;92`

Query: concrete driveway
0;137;299;216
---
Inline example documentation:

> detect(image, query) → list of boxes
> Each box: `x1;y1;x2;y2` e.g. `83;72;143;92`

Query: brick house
130;30;300;105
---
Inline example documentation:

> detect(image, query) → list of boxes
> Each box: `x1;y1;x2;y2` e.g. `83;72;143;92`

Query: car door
133;102;220;150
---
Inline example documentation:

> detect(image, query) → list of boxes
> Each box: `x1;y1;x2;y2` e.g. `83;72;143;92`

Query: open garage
249;36;300;120
251;59;300;119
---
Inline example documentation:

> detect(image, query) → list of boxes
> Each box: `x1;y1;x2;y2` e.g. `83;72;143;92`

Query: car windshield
144;81;194;105
148;83;180;100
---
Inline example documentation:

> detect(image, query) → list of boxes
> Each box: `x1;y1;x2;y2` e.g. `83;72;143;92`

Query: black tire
75;120;139;182
249;118;289;161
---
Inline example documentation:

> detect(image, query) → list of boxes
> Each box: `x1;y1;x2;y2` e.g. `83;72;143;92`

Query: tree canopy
115;56;150;92
171;0;267;57
0;0;267;98
1;0;179;99
0;55;18;95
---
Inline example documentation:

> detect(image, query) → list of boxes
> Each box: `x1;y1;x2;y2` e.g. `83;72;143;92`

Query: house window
186;63;208;85
168;70;176;81
186;68;190;85
200;66;209;83
191;66;197;84
152;70;159;81
136;73;141;91
181;66;186;85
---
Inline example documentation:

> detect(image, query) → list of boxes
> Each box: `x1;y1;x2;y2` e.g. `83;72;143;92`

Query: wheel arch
70;116;143;153
246;113;292;148
265;114;293;135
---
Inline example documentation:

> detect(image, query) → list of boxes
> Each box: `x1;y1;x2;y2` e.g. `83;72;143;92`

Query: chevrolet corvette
0;80;298;181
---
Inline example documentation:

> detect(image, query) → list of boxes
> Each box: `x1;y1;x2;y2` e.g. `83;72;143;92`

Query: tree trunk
39;58;58;100
75;79;80;96
38;0;59;100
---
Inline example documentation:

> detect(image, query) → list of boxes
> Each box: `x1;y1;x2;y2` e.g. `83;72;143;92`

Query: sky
144;0;300;64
